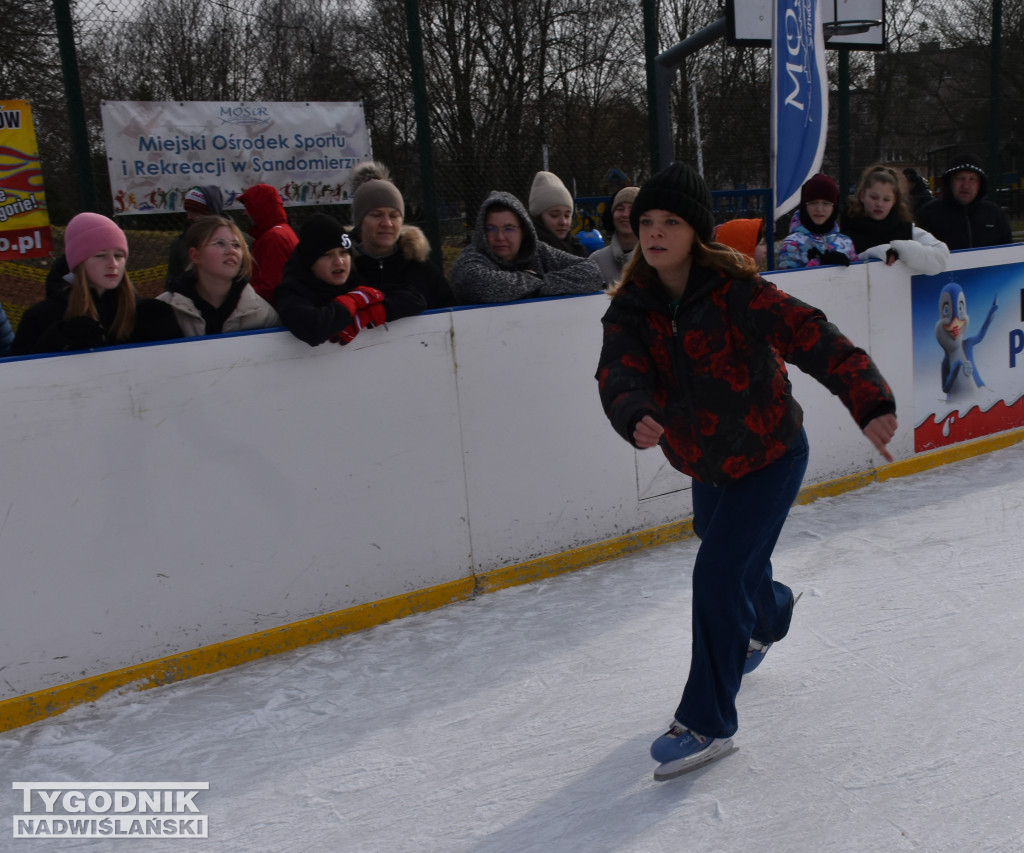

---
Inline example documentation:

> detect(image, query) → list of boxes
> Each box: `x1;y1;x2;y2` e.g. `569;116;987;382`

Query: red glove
348;286;385;307
331;287;385;344
332;322;360;345
356;301;387;329
333;286;383;318
332;303;387;344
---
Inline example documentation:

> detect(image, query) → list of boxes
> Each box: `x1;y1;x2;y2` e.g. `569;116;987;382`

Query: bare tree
537;0;649;196
253;0;366;102
81;0;254;101
0;0;59;98
33;0;1016;233
0;0;72;216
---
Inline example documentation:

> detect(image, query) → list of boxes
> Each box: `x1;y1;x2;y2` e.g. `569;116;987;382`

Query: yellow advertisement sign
0;99;51;260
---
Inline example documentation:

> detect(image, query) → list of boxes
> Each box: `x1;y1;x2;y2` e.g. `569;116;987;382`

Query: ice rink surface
3;442;1023;852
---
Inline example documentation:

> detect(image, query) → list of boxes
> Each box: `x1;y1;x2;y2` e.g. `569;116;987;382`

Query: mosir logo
218;104;273;128
12;783;209;839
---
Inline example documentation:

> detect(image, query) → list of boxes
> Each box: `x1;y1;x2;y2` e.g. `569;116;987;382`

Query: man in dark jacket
915;154;1012;250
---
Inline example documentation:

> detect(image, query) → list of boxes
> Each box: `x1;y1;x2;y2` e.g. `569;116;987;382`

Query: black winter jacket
10;286;182;356
915;194;1012;251
532;218;587;257
840;212;913;255
276;259;425;347
353;225;454;310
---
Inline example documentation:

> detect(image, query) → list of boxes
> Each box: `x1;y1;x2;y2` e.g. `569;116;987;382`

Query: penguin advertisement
912;261;1024;451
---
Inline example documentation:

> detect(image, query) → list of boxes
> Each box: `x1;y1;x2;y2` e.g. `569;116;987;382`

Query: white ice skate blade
653;739;738;781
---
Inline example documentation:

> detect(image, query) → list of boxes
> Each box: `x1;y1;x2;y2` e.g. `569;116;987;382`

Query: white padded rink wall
1;244;1021;709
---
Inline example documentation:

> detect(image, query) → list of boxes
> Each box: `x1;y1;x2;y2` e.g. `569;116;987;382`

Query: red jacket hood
239;184;288;236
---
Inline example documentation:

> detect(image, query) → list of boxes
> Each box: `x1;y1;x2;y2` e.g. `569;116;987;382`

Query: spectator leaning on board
451;191;604;304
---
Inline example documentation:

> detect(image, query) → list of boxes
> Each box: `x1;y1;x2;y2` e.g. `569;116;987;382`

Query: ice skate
745;591;803;674
650;721;738;781
744;638;772;673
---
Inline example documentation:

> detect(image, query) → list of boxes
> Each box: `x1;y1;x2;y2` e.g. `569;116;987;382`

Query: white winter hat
528;171;573;217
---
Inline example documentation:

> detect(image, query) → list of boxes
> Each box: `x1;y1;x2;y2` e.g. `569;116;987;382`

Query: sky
2;441;1023;853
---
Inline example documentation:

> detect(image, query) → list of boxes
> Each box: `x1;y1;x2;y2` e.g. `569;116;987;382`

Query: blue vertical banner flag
771;0;828;218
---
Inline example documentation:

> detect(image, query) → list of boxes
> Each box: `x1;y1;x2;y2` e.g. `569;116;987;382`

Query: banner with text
100;101;371;215
0;99;51;260
771;0;828;218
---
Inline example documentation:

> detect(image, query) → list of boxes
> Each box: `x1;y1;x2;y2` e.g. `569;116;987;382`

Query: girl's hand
633;415;665;449
864;413;897;462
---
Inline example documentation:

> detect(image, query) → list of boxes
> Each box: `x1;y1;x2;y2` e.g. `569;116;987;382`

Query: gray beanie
350;161;405;229
629;162;715;242
528;171;573;217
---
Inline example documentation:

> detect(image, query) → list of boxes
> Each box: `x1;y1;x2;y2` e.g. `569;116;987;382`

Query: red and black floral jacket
596;264;895;486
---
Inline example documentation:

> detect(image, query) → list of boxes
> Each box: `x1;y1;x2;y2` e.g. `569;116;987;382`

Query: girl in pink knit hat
11;213;181;355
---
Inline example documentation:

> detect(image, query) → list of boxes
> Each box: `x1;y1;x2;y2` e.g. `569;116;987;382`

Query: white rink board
1;317;471;697
450;295;642;571
2;244;1021;699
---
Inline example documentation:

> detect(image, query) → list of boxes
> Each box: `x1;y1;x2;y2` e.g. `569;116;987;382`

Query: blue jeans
673;428;809;739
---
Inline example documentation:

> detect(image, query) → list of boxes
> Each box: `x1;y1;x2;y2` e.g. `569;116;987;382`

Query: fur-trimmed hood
351;222;454;310
356;224;431;264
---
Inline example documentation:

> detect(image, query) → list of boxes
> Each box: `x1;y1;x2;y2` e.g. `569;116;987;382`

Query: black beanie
296;214;352;267
943;152;985;179
630;162;715;242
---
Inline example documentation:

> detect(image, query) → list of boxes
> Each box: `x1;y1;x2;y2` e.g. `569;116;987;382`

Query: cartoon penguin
935;281;998;399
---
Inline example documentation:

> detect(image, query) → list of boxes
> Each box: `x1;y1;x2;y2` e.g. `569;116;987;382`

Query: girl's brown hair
64;255;137;343
845;164;912;222
609;234;758;297
186;215;253;280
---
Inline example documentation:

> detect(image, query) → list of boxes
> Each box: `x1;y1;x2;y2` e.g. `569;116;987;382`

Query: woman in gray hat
349;161;454;311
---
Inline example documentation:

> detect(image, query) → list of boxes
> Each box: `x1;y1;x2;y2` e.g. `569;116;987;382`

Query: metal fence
1;0;1020;315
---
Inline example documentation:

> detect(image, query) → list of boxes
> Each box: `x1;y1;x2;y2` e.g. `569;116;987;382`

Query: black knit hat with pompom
630;161;715;242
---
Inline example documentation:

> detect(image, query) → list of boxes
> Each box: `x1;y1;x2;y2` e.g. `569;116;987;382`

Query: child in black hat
595;161;898;780
275;214;387;346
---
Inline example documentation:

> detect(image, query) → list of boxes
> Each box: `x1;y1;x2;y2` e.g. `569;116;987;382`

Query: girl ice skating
595;162;898;780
